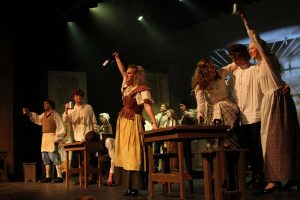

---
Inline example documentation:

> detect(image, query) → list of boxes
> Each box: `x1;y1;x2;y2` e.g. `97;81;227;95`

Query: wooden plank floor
0;180;299;200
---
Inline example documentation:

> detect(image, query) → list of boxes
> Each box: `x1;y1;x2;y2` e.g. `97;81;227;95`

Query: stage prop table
144;125;243;200
62;142;88;189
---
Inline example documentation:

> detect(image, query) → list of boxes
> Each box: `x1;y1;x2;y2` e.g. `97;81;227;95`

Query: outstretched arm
239;8;284;80
113;52;127;78
240;12;251;31
144;103;158;130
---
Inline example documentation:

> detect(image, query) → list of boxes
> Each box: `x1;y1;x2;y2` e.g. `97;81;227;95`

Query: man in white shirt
62;89;99;184
228;44;265;189
63;89;99;142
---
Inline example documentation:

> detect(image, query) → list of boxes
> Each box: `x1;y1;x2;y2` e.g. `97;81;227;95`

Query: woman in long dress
113;52;158;197
239;11;300;193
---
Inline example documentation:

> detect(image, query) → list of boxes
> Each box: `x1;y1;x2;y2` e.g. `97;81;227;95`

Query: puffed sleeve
136;90;154;105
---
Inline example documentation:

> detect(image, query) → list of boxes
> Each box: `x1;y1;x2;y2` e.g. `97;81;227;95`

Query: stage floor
0;180;299;200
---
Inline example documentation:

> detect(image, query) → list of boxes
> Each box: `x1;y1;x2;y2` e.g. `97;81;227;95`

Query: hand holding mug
22;107;30;116
65;101;73;111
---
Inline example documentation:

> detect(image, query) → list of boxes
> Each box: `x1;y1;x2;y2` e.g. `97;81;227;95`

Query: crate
23;163;36;182
0;152;8;182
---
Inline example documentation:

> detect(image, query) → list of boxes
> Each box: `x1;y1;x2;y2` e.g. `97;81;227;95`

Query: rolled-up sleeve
30;112;43;126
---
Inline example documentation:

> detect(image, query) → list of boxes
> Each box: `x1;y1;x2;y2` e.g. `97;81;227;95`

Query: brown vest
41;111;56;133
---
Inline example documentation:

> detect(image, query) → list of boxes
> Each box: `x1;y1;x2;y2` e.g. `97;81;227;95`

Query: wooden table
144;125;229;200
62;142;88;189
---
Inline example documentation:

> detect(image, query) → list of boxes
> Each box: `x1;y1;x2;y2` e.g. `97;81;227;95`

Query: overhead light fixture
138;16;143;21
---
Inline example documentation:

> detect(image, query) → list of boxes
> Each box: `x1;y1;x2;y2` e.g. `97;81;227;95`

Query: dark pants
238;122;264;179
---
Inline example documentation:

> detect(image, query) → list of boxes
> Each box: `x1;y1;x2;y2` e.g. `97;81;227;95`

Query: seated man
99;113;115;186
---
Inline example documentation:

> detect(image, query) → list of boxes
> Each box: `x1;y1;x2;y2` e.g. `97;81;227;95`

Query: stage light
138;16;143;21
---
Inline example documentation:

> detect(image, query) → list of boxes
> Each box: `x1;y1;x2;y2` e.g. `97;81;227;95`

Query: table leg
66;151;69;190
202;153;213;200
148;143;154;197
178;142;185;200
84;150;87;189
213;151;223;200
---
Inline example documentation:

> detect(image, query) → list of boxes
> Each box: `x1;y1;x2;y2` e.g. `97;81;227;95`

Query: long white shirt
230;64;263;124
63;104;99;142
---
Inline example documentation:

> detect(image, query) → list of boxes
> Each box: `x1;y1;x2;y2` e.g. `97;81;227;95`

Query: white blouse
195;63;237;116
247;28;285;95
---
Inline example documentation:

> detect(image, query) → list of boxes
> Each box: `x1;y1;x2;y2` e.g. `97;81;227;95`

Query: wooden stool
201;148;247;200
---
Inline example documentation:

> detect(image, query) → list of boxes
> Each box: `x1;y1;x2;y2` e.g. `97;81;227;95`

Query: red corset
119;96;143;120
118;85;150;120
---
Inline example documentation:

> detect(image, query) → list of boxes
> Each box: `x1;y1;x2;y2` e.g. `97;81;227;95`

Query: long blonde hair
128;65;145;86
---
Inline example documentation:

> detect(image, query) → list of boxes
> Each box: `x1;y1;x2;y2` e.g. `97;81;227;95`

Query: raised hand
22;107;30;116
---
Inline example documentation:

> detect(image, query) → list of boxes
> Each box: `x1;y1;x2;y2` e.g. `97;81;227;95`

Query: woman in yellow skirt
113;52;158;197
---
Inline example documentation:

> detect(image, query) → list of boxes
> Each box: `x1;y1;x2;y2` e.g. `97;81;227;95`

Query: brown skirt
264;89;300;181
114;166;147;190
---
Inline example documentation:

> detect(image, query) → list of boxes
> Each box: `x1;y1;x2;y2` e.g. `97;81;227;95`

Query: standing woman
113;52;158;196
239;11;300;192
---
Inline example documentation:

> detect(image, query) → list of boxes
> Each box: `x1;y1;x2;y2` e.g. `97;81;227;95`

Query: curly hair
71;89;84;98
99;113;110;122
44;99;55;109
128;65;145;86
191;58;220;90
